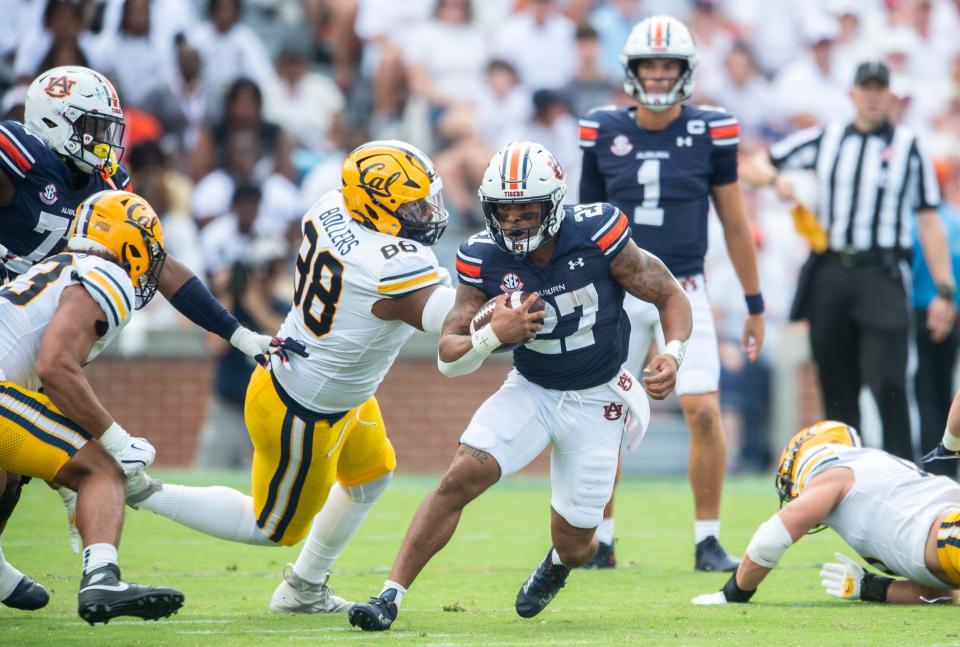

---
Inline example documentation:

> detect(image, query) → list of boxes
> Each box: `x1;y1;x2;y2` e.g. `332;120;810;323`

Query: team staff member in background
579;15;764;571
745;61;956;461
693;420;960;606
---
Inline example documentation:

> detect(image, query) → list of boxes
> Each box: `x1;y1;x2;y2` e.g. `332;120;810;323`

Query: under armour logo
676;136;693;147
568;257;585;270
603;402;623;421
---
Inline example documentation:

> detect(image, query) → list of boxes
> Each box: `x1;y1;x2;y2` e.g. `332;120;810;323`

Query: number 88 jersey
273;190;443;414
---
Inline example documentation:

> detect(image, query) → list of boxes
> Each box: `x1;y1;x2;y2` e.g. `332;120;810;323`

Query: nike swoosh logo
121;459;147;467
80;583;130;593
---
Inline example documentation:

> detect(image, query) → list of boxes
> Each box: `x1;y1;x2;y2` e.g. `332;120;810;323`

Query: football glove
920;442;960;462
111;437;156;476
56;487;81;554
229;327;309;369
820;552;863;599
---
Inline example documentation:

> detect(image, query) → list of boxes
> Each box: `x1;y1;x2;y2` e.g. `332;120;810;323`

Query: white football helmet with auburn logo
478;141;567;256
24;66;125;176
620;15;700;110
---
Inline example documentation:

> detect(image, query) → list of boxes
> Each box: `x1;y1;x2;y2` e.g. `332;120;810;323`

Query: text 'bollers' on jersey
0;252;134;391
801;445;960;588
274;190;443;414
456;202;632;391
578;105;739;278
0;120;130;275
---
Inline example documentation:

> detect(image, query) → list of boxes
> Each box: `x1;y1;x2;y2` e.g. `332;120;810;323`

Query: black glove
256;336;309;368
920;442;960;463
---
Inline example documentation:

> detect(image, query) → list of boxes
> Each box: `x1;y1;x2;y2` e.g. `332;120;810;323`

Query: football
469;291;546;353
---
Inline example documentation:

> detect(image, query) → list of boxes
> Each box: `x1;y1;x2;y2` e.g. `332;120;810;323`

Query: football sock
550;548;564;566
596;517;615;545
694;520;720;544
82;543;117;575
293;483;377;584
138;484;274;546
0;546;24;600
379;580;406;608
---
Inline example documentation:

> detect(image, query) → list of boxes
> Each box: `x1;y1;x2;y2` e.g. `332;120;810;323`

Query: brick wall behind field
86;357;824;471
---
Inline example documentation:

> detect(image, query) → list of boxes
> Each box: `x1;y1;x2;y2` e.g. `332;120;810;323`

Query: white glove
691;591;728;605
229;326;271;358
55;487;81;554
229;327;308;369
820;552;864;600
112;437;156;476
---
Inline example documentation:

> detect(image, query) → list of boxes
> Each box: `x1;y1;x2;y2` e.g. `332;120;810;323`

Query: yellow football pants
936;509;960;587
0;381;91;482
244;366;396;546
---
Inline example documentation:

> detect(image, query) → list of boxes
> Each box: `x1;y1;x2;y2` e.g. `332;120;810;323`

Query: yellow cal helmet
776;420;862;503
341;140;448;245
68;190;167;308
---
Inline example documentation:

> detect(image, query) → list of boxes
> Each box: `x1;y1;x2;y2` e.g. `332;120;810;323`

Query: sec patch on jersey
469;291;545;353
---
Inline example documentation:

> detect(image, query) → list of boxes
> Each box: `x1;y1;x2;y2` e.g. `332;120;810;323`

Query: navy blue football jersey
578;105;739;277
456;203;632;391
0;120;130;275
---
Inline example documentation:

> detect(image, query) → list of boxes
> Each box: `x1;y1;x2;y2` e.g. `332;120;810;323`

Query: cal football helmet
341;140;448;245
478;141;567;256
24;66;125;177
620;16;700;110
69;190;166;308
776;421;862;503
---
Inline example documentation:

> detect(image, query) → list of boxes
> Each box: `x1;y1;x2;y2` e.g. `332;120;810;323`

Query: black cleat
77;564;184;625
515;549;570;618
1;575;49;610
347;588;398;631
583;540;616;570
695;536;740;572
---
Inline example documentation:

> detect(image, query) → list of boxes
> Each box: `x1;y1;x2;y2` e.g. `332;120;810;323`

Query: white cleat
269;564;353;614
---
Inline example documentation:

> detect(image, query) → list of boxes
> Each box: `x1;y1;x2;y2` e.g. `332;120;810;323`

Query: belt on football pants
607;368;650;451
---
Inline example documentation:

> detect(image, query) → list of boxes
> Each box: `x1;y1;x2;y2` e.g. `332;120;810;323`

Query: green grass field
2;470;957;646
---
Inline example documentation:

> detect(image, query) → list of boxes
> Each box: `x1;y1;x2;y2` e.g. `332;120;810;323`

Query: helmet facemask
624;56;693;111
394;189;448;245
126;235;166;309
64;109;125;177
482;196;560;257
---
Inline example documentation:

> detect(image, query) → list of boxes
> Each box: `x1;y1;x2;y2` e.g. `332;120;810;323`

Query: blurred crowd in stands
3;0;960;470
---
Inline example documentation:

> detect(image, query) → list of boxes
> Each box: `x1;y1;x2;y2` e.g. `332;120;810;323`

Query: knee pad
343;472;392;504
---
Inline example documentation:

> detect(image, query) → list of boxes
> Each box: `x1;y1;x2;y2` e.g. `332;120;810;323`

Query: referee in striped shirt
745;61;956;460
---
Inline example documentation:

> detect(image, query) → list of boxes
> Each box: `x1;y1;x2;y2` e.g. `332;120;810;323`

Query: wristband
720;572;756;603
471;323;500;357
860;572;894;603
937;283;956;302
745;293;765;315
664;339;686;368
943;430;960;452
98;421;131;453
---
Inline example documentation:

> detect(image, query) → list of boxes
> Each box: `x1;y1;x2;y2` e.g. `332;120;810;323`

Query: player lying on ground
692;421;960;606
125;141;455;614
347;140;693;631
0;190;183;623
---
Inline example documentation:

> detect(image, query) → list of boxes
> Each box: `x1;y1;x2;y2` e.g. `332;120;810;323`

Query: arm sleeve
768;126;824;171
74;256;135;333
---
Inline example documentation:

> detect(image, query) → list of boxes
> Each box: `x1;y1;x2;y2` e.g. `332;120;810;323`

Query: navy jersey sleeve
768;126;823;171
0;121;41;181
568;202;631;259
112;164;131;190
455;232;493;288
706;113;739;186
578;115;607;203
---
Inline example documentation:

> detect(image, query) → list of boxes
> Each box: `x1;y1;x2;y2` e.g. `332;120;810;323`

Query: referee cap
853;61;890;87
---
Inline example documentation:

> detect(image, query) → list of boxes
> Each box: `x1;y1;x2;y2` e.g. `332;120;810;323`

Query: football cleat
1;575;49;610
583;540;616;570
695;536;740;572
125;471;162;509
515;549;570;618
77;563;183;625
347;588;399;631
269;564;352;614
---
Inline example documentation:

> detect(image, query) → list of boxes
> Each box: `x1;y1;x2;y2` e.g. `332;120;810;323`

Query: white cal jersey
274;190;442;413
802;445;960;588
0;251;135;391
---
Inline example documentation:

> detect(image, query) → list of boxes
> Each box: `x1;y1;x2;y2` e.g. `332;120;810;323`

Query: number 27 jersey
274;190;443;414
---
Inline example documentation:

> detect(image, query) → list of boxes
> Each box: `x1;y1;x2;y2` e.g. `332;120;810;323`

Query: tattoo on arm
441;285;488;335
611;241;677;305
457;444;491;464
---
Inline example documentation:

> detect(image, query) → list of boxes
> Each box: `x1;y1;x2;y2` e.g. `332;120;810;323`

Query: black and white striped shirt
769;122;940;254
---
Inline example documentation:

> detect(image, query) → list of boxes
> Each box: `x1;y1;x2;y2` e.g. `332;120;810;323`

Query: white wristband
943;429;960;452
664;339;687;368
99;421;131;453
471;323;500;357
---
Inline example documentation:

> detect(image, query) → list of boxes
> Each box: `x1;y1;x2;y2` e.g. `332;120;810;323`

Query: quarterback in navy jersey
578;16;765;573
0;66;304;613
348;141;691;632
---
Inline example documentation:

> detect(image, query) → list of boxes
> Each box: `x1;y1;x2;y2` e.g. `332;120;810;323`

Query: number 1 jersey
274;190;444;414
578;105;739;277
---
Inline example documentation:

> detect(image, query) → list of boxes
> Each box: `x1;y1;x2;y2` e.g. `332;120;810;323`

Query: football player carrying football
0;190;183;623
347;141;693;632
692;421;960;606
578;15;764;571
0;65;303;609
127;141;455;614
